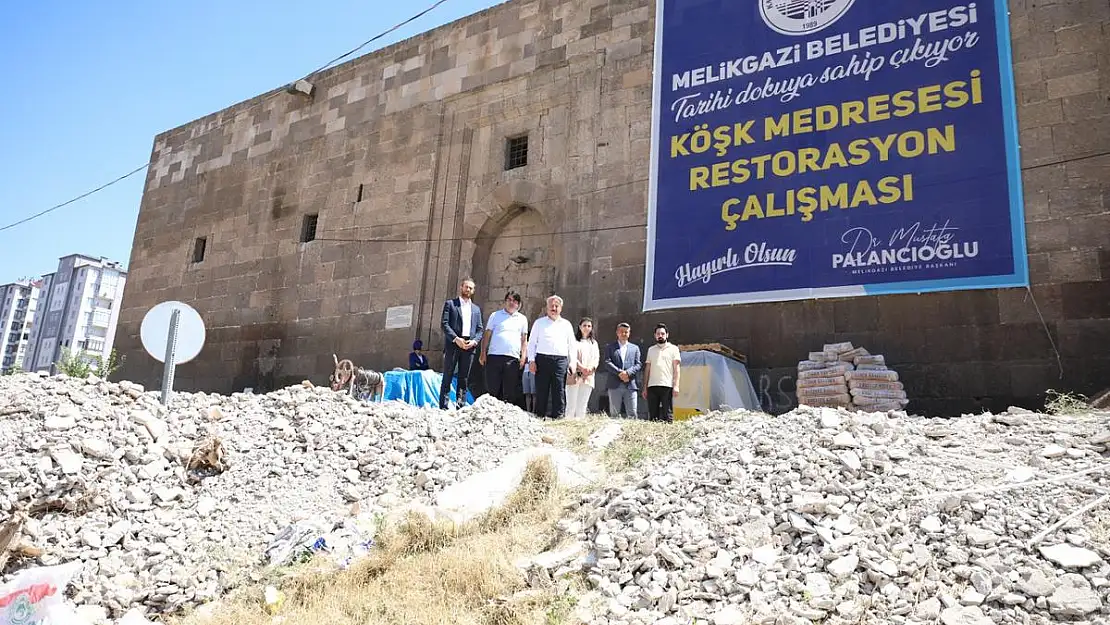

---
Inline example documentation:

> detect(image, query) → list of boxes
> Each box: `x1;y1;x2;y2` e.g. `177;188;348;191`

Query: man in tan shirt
642;323;681;423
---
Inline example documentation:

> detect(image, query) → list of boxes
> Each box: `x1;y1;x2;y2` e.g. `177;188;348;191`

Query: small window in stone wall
505;135;529;170
301;214;319;243
192;237;207;263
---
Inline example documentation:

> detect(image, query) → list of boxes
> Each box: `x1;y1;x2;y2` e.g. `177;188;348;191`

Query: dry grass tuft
480;454;560;531
1044;389;1091;416
602;419;694;471
383;509;465;555
546;415;695;472
177;456;572;625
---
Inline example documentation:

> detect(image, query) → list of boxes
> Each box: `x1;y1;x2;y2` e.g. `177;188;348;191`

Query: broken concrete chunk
1039;444;1066;458
827;554;859;577
939;605;993;625
49;447;83;475
920;515;943;534
1047;573;1102;616
1038;543;1102;569
964;527;999;547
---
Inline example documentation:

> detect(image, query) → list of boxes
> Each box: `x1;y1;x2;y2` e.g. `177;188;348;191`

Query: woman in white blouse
566;317;600;420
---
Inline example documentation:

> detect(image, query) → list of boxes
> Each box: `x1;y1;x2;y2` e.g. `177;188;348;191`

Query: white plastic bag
0;561;89;625
117;608;157;625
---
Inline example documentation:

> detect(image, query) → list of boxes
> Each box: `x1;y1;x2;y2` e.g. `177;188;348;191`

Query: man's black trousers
534;354;568;418
439;342;475;409
646;385;674;422
485;354;522;406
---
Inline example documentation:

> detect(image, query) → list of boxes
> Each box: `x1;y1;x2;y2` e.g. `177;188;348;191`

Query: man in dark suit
439;278;484;410
603;322;642;418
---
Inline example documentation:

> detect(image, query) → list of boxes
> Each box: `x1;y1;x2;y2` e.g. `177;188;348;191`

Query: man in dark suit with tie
603;322;642;418
439;278;484;410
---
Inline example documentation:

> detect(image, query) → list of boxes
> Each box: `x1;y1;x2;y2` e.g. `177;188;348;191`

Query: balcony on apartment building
88;308;112;328
76;338;106;357
94;277;120;301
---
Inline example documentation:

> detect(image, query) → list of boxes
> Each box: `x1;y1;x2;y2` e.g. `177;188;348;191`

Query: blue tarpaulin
383;369;474;408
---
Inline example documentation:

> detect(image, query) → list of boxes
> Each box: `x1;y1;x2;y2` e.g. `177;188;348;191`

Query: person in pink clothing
565;317;600;419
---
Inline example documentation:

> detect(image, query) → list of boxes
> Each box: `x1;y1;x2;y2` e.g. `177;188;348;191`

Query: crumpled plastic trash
263;586;285;615
117;608;157;625
0;561;89;625
262;516;378;568
263;520;327;566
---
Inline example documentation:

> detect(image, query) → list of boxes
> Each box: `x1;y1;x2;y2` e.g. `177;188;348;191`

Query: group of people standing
431;278;682;422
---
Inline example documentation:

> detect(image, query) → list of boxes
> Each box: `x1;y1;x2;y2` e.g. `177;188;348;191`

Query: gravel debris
0;372;545;620
566;404;1110;624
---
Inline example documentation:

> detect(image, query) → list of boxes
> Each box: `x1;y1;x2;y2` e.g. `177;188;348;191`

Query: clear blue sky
0;0;503;283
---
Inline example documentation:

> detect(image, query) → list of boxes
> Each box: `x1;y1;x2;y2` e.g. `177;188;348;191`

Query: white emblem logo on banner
759;0;857;36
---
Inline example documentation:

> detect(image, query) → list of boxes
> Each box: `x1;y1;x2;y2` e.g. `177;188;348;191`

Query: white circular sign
760;0;857;36
140;301;206;365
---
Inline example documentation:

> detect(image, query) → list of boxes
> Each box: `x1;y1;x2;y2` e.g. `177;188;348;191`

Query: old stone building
115;0;1110;415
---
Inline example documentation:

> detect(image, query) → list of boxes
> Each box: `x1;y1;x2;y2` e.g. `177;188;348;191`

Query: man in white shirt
526;294;577;419
439;278;483;410
479;291;529;407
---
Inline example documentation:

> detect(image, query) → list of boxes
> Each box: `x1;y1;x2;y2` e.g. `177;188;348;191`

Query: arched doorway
479;205;556;320
470;181;558;323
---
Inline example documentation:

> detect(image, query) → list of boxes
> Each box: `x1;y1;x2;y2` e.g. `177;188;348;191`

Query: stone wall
115;0;1110;415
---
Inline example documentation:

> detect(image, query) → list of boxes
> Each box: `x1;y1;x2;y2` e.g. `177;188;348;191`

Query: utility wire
308;0;454;76
6;33;1107;239
0;0;457;236
328;178;652;233
1020;149;1110;172
315;222;648;244
0;164;149;233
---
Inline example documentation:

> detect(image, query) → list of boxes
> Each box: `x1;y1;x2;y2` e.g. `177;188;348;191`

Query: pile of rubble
0;372;545;620
571;405;1110;624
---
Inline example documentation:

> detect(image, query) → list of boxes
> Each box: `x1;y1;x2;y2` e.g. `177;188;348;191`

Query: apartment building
0;279;41;372
23;255;128;373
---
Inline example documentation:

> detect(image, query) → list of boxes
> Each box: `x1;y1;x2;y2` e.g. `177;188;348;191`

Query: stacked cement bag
795;343;854;408
796;342;909;412
846;353;909;411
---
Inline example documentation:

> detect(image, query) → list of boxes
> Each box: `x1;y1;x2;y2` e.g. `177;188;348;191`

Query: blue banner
643;0;1028;311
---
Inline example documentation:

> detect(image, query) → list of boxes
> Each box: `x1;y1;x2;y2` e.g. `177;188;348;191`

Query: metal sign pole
160;309;181;406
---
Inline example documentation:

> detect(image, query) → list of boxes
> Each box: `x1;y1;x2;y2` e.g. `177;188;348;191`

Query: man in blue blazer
603;322;642;418
439;278;484;410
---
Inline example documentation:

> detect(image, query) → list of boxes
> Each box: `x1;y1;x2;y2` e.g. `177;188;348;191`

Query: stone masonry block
1046;71;1100;99
1017;98;1064;130
1025;218;1071;253
1048;184;1105;217
1054;23;1105;55
1042;53;1100;82
1019;81;1050;105
1011;35;1057;63
1061;91;1110;123
1018;126;1055;164
1061;280;1110;320
997;285;1063;325
1028;0;1110;33
1051;116;1110;157
1047;250;1102;283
